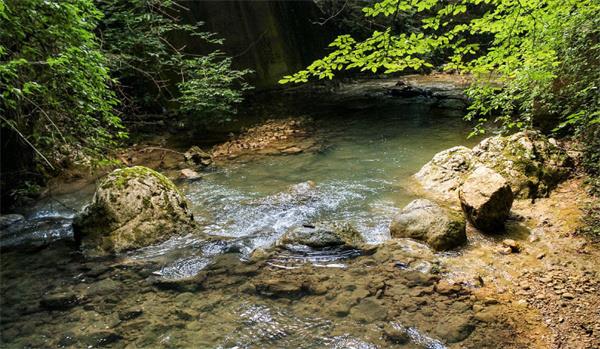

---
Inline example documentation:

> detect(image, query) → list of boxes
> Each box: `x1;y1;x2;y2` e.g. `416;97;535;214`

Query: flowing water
0;79;509;349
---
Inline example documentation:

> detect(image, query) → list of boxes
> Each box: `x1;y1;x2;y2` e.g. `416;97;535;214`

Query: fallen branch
0;115;54;170
138;147;185;156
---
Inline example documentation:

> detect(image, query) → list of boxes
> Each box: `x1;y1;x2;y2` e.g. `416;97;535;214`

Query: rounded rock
73;166;195;255
390;199;466;251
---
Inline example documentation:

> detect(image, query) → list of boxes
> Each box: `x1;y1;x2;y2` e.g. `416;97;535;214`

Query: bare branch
0;115;55;170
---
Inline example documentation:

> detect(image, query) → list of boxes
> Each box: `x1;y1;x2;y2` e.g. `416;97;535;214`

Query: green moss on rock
73;166;196;256
414;131;573;204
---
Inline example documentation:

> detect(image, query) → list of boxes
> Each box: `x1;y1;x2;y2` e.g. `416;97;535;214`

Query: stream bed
1;78;535;348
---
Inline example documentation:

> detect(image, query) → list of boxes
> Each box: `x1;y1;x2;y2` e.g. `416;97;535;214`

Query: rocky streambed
1;76;599;348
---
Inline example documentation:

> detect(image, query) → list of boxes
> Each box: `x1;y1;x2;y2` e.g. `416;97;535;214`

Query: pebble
536;253;546;259
562;293;575;300
483;297;499;305
498;246;513;255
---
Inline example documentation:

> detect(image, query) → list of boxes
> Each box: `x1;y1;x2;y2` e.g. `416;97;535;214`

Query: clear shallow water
184;103;476;244
132;101;478;279
1;84;493;349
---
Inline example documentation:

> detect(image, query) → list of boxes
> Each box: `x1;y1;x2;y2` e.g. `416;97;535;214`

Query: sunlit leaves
281;0;599;139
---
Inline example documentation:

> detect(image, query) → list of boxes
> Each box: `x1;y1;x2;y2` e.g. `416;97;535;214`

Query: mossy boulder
414;131;572;203
73;166;195;255
390;199;466;251
472;131;572;199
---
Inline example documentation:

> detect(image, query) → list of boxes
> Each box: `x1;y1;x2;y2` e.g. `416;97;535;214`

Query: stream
1;78;512;349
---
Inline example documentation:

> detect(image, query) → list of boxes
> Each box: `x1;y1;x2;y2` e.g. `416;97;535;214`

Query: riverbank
1;174;597;348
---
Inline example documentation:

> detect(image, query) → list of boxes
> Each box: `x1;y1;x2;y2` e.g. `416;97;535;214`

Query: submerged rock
40;292;81;310
459;166;513;232
413;146;474;204
350;297;388;322
383;323;410;344
79;331;123;348
251;181;318;207
0;214;25;230
435;315;475;343
278;222;364;248
73;166;195;255
254;278;306;298
390;199;466;251
0;216;72;249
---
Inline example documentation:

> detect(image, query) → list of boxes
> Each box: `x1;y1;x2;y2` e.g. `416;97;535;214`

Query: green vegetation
96;0;251;120
0;0;124;170
0;0;250;200
282;0;599;192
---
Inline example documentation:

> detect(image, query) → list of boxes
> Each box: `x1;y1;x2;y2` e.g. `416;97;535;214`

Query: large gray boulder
413;146;474;204
73;166;195;255
472;131;572;199
390;199;466;251
459;166;513;232
414;132;572;203
278;222;364;248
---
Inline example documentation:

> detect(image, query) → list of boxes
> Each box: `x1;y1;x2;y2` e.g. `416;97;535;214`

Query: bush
0;0;125;171
96;0;251;123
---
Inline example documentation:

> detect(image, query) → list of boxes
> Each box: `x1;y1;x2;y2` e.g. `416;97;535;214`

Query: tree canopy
0;0;124;169
0;0;250;175
281;0;599;137
96;0;251;121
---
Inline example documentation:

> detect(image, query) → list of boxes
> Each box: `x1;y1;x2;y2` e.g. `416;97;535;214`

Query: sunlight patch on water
218;303;334;349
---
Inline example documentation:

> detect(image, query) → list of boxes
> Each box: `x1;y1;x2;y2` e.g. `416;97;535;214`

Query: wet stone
435;280;462;295
502;239;520;253
383;323;410;344
118;308;143;321
40;292;81;310
278;222;364;248
79;331;122;348
180;168;202;180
